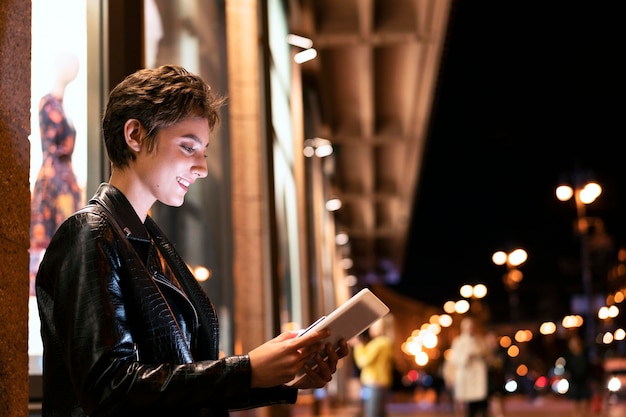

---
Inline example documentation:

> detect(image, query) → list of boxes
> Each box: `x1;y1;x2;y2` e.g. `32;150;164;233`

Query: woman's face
133;117;209;208
461;318;474;335
369;319;384;338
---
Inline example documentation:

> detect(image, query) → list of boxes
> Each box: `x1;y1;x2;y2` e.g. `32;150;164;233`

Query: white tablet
285;288;390;386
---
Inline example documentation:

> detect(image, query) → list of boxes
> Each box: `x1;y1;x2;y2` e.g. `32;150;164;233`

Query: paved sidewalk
31;391;625;417
291;392;622;417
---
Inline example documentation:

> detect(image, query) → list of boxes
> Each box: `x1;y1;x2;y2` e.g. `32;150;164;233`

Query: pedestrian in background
353;315;395;417
563;334;592;417
485;330;507;417
450;316;489;417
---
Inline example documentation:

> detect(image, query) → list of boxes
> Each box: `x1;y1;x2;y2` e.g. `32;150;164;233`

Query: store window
29;0;89;379
268;0;305;330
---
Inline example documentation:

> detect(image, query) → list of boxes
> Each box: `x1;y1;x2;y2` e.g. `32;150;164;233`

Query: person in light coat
450;316;489;417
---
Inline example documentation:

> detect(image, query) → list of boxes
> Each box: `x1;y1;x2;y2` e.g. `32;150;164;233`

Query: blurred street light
556;177;602;360
540;321;557;335
492;248;528;323
455;299;470;314
303;137;333;158
460;283;488;299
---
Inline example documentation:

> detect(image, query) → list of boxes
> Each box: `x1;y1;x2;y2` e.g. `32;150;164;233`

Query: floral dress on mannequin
29;93;81;295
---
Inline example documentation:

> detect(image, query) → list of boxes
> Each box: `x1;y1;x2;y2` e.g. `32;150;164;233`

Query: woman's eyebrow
182;134;209;148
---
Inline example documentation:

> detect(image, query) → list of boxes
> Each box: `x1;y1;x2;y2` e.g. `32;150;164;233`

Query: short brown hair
102;65;225;167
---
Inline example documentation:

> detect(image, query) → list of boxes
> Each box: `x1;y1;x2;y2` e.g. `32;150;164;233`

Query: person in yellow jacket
353;315;395;417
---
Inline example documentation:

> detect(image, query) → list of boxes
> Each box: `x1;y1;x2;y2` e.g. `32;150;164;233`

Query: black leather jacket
36;183;297;417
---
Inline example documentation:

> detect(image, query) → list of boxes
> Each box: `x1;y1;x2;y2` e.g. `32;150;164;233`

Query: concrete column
225;0;268;362
0;1;32;416
226;3;293;416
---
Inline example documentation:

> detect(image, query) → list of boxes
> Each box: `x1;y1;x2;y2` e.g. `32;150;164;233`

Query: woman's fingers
290;329;331;349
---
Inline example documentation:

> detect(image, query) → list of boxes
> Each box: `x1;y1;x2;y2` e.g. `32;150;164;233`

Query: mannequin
29;53;81;295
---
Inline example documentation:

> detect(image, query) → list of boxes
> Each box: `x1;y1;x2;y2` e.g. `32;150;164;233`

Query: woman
36;65;349;417
450;316;489;417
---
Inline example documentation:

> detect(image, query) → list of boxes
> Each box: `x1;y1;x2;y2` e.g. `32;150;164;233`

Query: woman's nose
193;157;208;178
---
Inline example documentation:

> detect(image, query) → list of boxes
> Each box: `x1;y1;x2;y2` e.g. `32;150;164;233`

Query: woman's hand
247;329;327;388
290;338;350;389
248;330;349;388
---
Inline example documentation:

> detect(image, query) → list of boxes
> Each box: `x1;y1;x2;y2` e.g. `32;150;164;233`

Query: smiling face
139;117;210;206
114;116;210;220
149;117;209;202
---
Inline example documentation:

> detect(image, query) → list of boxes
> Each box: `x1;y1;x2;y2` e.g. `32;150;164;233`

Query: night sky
393;1;626;324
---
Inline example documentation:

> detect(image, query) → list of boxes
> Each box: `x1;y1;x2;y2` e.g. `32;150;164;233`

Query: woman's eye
182;145;194;153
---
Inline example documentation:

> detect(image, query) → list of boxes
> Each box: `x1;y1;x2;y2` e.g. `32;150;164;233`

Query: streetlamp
459;283;489;322
556;179;602;359
492;248;528;323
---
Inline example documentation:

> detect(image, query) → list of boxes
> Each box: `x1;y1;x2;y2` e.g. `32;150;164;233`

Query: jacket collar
89;183;150;240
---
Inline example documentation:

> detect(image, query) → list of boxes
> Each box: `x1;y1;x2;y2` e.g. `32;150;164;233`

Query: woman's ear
123;119;144;152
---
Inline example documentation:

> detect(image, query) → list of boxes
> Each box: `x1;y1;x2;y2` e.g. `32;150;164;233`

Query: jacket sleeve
37;210;296;416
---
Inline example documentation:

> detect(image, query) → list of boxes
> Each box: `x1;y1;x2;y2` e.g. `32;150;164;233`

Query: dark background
394;1;626;325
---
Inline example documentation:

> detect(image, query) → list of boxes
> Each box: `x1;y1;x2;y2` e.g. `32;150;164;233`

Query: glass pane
29;0;88;378
145;0;233;354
